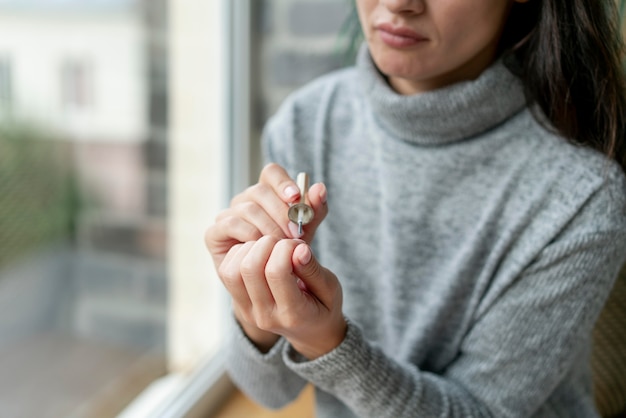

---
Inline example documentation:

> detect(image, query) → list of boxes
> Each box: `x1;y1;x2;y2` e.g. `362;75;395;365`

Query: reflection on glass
0;0;168;415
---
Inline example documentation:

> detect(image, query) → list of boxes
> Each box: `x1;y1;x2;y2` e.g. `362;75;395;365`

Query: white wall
0;12;147;142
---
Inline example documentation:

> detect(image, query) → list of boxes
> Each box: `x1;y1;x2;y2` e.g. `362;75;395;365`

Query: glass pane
0;1;169;415
250;0;355;169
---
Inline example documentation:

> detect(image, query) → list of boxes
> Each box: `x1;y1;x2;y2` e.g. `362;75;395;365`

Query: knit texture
592;266;626;416
225;45;626;417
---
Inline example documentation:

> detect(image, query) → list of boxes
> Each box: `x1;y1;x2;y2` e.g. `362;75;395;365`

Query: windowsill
214;384;315;418
118;350;235;418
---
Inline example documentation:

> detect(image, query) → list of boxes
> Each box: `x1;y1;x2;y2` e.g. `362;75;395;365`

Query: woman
206;0;626;416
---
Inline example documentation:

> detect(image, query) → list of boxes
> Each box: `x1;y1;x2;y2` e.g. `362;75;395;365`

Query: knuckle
239;259;257;279
220;215;239;230
239;200;259;214
218;265;241;289
254;309;275;331
264;241;297;278
280;310;301;329
231;184;262;206
259;234;279;246
262;162;280;176
220;215;241;230
255;182;272;196
248;181;262;192
264;263;282;280
268;223;285;238
275;238;295;250
239;310;255;326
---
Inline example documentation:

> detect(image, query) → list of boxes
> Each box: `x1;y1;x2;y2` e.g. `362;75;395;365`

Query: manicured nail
297;244;312;265
288;221;303;238
284;185;299;200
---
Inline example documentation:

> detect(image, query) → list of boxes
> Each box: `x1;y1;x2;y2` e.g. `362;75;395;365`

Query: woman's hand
205;163;329;351
205;163;328;272
219;236;347;359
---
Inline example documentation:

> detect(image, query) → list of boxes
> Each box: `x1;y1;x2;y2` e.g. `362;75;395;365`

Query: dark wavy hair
340;1;626;172
501;0;626;173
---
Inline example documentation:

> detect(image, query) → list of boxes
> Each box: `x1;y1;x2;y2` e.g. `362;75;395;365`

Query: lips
376;23;427;48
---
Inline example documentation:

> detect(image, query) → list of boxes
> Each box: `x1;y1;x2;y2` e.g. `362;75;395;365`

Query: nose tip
381;0;425;15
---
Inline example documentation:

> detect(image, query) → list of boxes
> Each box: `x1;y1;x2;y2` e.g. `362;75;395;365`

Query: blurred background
0;0;353;416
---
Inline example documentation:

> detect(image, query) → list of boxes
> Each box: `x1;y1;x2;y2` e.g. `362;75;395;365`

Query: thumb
292;243;340;310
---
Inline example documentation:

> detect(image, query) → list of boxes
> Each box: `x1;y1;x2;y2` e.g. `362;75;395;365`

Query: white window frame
118;0;253;416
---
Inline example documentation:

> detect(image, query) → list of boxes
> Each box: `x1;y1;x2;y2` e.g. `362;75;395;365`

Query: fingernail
288;221;303;238
284;185;299;200
297;244;312;265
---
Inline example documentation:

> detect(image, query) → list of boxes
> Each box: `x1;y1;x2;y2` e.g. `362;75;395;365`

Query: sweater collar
357;44;527;145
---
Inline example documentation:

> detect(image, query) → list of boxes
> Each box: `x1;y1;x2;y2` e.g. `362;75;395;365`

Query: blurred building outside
0;0;169;415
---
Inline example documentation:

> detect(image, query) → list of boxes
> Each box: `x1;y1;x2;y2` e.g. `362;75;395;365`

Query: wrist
235;313;280;353
290;317;348;360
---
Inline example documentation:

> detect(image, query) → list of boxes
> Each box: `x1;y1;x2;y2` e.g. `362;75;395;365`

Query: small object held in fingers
288;172;314;235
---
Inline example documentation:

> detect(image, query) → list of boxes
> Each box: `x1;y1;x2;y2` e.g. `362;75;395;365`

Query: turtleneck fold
357;44;527;145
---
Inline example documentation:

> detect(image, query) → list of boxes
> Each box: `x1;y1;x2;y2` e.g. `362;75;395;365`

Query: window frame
118;0;253;416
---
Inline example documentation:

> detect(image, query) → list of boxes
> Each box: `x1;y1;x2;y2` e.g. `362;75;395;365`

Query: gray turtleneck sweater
226;46;626;417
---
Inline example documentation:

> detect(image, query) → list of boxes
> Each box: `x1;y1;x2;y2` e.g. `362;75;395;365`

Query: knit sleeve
447;229;626;416
225;314;308;409
281;178;626;417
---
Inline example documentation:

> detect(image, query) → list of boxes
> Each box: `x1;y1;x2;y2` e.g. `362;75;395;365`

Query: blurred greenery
0;123;80;268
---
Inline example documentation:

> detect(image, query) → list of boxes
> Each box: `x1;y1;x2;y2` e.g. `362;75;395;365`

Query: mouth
375;23;427;48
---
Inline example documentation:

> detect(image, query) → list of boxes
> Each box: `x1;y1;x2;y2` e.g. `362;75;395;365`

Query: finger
292;243;340;310
208;214;263;244
264;239;306;309
300;182;329;242
217;242;255;310
205;216;263;267
229;186;293;238
259;163;301;203
218;201;286;240
240;235;279;309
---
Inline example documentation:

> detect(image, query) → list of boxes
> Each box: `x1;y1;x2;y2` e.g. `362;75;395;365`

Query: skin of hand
205;163;330;351
218;235;347;360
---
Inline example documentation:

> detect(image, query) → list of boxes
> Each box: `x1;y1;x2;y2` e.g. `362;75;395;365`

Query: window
0;0;353;415
0;0;229;415
61;58;94;109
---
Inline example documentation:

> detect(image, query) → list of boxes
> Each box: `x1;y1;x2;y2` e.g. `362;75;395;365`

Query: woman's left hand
220;235;347;359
